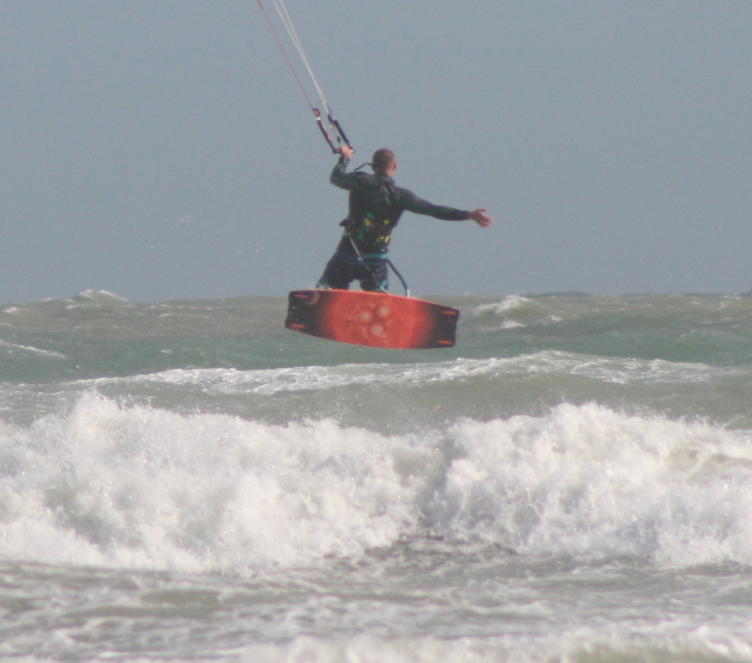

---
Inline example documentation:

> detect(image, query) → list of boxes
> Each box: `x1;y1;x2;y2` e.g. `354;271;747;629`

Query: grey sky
2;1;750;303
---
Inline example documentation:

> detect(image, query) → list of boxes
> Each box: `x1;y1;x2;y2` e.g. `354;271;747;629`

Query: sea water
2;290;752;661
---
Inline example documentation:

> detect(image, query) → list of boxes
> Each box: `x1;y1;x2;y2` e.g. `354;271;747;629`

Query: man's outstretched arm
400;189;493;226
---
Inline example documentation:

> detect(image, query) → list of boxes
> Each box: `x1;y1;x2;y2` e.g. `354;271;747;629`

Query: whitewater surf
2;291;752;661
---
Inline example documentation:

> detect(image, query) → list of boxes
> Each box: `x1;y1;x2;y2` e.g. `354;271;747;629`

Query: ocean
2;290;752;662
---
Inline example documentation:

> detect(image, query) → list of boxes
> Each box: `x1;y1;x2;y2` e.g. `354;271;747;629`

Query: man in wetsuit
316;145;492;291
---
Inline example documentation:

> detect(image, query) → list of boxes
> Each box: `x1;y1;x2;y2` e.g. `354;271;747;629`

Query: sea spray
1;393;429;573
4;391;752;575
440;403;752;565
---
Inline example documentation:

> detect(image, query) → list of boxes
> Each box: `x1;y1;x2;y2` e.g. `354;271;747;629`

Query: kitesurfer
316;146;492;292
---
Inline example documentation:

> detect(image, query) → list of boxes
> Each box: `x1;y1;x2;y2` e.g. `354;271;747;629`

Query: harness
339;176;400;251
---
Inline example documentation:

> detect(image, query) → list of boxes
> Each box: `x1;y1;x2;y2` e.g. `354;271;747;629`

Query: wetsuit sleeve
397;187;469;221
330;157;356;191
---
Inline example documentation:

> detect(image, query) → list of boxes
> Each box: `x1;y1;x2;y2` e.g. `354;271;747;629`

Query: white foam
0;393;428;573
440;403;752;565
2;395;752;573
91;351;728;397
231;628;752;663
73;290;130;303
471;294;534;317
0;339;67;359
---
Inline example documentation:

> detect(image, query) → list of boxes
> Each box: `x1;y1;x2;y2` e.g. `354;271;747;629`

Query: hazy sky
2;1;751;303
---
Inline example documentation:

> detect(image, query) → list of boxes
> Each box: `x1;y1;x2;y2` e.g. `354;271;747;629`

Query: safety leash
346;234;410;297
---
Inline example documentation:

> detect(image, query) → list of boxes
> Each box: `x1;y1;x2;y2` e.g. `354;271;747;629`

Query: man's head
372;148;396;175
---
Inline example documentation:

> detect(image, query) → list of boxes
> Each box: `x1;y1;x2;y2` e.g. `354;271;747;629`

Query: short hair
371;148;395;173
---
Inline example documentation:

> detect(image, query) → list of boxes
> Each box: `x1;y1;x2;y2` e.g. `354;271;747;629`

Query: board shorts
317;246;388;292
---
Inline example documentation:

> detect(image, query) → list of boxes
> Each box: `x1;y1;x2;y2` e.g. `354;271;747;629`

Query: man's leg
317;251;355;289
358;256;389;292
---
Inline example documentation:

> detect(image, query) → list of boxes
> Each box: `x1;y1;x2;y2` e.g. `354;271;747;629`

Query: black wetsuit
317;156;470;291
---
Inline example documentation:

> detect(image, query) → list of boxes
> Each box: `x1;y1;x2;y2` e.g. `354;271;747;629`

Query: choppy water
2;290;752;661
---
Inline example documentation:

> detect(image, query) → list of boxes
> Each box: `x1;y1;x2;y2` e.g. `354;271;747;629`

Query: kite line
256;0;352;153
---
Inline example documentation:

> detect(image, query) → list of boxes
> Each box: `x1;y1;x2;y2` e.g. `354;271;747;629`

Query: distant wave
89;352;729;395
71;289;130;302
0;339;67;359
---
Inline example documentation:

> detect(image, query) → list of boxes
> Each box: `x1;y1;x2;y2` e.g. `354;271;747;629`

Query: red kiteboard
285;290;459;349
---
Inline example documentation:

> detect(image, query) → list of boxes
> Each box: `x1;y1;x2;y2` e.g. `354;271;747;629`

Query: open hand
468;208;492;227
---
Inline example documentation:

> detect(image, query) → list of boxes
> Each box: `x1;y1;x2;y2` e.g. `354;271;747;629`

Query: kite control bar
313;109;351;154
327;114;351;152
